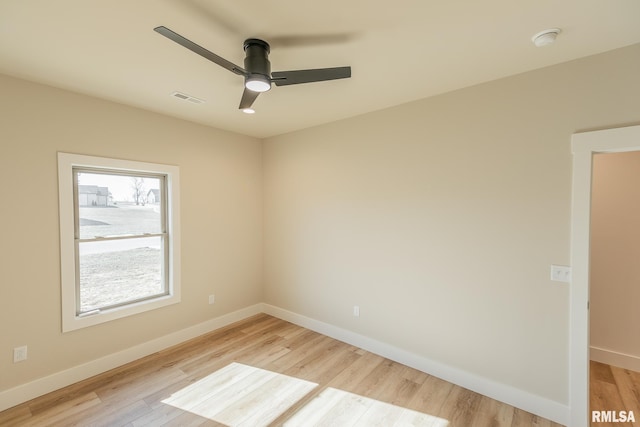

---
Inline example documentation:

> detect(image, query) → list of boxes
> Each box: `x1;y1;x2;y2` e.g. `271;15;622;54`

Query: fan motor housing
243;38;271;77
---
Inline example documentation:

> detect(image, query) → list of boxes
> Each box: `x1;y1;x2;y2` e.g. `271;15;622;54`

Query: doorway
570;125;640;427
589;151;640;425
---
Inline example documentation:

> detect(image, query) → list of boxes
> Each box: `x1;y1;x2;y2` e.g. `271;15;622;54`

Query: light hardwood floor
590;360;640;427
0;314;564;426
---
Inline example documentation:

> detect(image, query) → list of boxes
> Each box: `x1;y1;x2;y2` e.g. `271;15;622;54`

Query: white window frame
58;152;181;332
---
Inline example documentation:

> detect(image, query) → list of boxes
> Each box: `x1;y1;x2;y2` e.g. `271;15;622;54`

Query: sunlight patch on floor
162;362;317;426
163;363;448;426
284;387;450;427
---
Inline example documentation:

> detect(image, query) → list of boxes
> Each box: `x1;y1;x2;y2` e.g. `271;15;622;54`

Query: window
58;153;180;332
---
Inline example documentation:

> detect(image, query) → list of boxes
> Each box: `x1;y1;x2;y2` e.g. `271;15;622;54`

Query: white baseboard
1;302;570;426
0;304;262;412
591;346;640;372
262;303;569;426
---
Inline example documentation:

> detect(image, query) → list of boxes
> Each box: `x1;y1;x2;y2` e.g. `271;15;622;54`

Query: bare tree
131;177;146;205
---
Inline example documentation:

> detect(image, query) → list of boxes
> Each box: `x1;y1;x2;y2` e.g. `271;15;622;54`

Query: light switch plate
551;265;572;283
13;346;27;363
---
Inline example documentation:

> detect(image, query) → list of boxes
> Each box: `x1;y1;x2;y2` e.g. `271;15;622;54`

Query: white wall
590;151;640;371
263;43;640;406
0;74;263;392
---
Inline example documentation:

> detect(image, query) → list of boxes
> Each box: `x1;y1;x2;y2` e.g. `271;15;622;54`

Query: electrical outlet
13;346;27;363
353;305;360;317
208;294;215;305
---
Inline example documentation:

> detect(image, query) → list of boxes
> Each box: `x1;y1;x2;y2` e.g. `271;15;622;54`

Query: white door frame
570;124;640;427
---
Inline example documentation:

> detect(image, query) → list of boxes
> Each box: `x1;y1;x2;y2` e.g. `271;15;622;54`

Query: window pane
76;171;162;239
78;236;166;313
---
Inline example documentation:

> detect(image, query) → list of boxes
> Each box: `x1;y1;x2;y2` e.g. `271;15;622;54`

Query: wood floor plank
590;380;626;427
437;385;483;426
65;398;152;427
349;358;398;398
265;332;332;373
130;401;193;427
0;404;31;427
0;315;570;427
470;395;515;427
23;392;102;427
325;351;386;392
372;364;429;407
281;339;360;384
96;365;187;403
511;408;553;427
177;321;289;375
589;359;640;427
212;371;315;426
352;398;406;426
591;377;626;411
269;351;384;425
609;365;640;424
406;374;454;417
156;409;226;427
284;386;368;426
591;361;616;384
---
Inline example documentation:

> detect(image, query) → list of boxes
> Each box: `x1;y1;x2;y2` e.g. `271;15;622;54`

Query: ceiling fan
154;26;351;112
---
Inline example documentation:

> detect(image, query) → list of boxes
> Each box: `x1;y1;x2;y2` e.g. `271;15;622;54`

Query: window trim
58;152;181;332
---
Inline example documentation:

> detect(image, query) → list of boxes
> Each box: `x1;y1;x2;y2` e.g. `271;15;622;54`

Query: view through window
74;170;168;314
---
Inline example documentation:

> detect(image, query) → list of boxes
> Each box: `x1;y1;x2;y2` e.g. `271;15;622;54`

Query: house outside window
58;153;181;332
147;188;161;204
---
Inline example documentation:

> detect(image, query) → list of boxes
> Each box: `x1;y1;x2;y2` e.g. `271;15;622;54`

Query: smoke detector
531;29;561;47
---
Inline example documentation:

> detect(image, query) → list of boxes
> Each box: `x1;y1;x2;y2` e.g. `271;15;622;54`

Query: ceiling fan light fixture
245;75;271;92
154;27;351;111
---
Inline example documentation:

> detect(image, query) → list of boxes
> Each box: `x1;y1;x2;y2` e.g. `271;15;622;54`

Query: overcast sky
77;171;160;202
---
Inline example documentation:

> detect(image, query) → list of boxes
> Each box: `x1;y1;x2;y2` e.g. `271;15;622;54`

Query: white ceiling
1;1;639;138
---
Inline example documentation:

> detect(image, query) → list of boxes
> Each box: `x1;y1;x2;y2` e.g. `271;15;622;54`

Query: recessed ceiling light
242;108;256;114
532;28;561;47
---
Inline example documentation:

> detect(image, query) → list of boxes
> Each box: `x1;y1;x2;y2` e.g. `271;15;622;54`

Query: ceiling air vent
171;91;205;104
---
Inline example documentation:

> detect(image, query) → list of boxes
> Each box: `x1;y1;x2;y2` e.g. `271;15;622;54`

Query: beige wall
0;74;263;391
591;152;640;363
263;43;640;404
2;42;640;410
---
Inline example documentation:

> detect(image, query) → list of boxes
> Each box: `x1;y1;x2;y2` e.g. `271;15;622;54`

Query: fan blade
154;26;247;76
239;87;260;110
271;66;351;86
